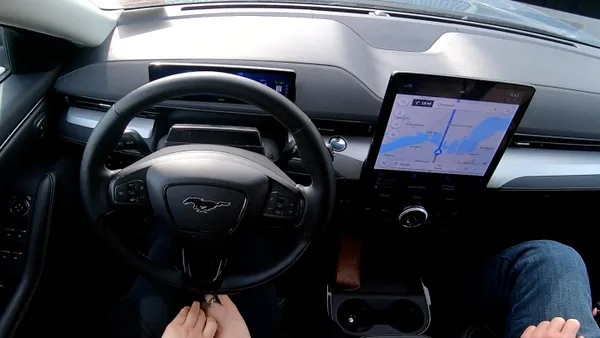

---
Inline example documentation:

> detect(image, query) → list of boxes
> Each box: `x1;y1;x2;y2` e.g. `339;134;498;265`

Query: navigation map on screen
374;94;520;176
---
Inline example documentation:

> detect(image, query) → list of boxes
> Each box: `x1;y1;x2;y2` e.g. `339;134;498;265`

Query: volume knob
398;206;428;228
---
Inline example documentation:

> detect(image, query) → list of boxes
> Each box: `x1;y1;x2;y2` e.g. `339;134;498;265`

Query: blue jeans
127;239;598;338
474;240;599;338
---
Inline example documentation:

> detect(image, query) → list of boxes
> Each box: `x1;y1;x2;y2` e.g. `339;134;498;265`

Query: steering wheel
79;72;336;292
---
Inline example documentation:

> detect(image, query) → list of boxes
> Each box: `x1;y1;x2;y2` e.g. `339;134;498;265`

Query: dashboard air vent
511;134;600;151
312;119;375;137
65;96;160;118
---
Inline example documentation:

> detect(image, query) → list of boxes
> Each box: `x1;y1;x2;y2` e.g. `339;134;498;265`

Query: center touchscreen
362;73;535;227
374;94;519;176
366;73;535;184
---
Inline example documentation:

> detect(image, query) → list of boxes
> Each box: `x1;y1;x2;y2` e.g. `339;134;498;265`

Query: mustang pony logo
182;197;231;214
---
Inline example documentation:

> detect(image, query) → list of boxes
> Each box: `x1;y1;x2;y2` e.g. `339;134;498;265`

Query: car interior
1;1;600;338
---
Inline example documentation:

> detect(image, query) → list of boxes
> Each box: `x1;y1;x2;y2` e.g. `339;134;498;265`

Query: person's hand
163;301;218;338
202;294;251;338
521;317;583;338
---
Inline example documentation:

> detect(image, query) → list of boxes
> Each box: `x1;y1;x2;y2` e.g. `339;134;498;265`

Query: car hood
375;0;600;46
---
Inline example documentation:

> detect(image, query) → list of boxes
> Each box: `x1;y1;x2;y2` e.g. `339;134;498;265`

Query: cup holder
388;299;425;333
337;299;373;333
336;298;426;335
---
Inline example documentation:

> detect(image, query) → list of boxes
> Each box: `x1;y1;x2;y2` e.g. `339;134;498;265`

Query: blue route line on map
379;117;511;155
434;109;456;156
379;97;513;157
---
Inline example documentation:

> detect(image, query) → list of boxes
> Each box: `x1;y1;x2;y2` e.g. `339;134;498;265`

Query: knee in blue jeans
515;240;586;275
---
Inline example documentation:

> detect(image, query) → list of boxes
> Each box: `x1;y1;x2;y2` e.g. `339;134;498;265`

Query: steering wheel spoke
108;161;153;211
181;245;228;288
111;177;150;207
261;180;304;228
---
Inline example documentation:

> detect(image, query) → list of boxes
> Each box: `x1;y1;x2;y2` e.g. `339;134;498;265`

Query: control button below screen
398;206;428;228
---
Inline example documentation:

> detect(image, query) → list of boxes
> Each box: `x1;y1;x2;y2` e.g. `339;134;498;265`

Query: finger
594;308;598;317
562;319;581;336
548;317;566;332
204;294;221;306
537;321;551;331
214;294;244;319
172;306;191;326
217;295;238;311
183;301;201;328
194;308;207;329
202;295;228;323
521;325;536;338
202;317;218;338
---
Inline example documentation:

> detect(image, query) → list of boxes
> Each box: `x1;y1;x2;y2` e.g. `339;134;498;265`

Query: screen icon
397;97;409;106
394;109;406;118
412;99;434;107
387;131;399;139
275;85;283;93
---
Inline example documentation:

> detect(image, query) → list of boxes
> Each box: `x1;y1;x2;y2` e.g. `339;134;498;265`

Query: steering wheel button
135;181;146;193
274;209;283;216
128;196;138;203
267;192;278;204
115;184;128;202
127;182;136;190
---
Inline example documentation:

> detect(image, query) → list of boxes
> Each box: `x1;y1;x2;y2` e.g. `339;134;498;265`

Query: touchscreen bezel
362;72;535;186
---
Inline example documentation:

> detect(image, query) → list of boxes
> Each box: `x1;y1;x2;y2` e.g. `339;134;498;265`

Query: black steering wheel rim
79;72;336;292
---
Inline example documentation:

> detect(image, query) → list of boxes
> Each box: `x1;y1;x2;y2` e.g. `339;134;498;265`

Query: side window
0;28;9;81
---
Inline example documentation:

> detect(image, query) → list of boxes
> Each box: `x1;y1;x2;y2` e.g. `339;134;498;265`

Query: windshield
91;0;600;48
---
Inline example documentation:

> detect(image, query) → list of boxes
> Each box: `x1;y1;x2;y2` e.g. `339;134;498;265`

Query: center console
329;73;535;337
361;73;535;228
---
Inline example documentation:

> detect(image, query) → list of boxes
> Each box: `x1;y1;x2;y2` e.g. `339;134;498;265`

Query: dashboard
53;4;600;193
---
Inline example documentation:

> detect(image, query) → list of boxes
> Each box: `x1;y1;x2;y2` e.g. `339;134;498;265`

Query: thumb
217;295;239;312
202;294;229;323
